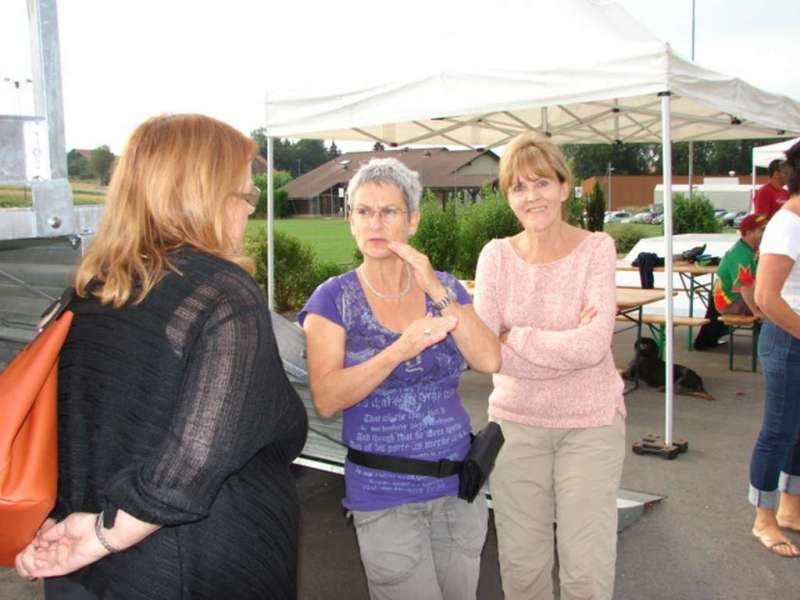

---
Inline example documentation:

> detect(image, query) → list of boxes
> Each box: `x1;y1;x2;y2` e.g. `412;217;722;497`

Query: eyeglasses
351;206;408;222
231;185;262;208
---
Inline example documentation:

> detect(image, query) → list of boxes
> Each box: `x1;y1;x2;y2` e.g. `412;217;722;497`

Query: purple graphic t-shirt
298;270;473;511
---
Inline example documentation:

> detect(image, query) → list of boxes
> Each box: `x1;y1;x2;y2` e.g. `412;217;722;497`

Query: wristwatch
431;287;457;311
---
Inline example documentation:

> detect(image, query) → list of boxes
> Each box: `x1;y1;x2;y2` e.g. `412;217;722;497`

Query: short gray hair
346;158;422;212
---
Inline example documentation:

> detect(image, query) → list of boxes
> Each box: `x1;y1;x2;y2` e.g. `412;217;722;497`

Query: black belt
346;447;463;478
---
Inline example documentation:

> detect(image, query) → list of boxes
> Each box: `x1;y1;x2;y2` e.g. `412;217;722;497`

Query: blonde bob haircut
498;132;572;197
74;113;257;307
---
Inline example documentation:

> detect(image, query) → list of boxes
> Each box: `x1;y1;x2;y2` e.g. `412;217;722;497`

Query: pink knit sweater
474;233;625;428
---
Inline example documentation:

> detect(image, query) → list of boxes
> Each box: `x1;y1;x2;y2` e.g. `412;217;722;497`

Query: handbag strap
346;447;462;478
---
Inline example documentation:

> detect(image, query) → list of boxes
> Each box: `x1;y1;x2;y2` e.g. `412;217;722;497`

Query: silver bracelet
431;287;457;312
94;511;122;554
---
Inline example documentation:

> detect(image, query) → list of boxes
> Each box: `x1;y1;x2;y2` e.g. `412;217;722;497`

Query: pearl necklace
359;264;412;300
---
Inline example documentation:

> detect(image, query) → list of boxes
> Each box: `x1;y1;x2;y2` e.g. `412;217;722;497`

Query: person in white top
750;140;800;558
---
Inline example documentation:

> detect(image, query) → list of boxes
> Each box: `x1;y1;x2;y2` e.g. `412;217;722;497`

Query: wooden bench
718;314;761;372
616;314;710;357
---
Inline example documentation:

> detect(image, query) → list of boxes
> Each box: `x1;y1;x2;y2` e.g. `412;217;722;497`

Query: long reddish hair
74;114;256;307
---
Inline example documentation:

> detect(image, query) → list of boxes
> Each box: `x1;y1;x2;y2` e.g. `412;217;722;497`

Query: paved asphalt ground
3;326;800;599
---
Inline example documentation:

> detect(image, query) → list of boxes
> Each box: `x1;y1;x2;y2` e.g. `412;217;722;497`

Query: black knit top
53;249;308;599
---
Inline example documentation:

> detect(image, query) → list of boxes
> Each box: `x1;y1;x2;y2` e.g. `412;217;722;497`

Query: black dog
622;337;714;401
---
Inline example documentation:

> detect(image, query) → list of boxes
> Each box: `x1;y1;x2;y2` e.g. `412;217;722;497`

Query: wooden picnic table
615;286;669;310
615;260;717;275
617;260;717;349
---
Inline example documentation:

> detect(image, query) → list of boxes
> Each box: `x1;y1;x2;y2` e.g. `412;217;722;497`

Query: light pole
3;77;33;115
687;0;696;197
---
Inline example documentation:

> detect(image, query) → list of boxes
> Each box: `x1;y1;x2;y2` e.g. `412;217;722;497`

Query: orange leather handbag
0;289;73;566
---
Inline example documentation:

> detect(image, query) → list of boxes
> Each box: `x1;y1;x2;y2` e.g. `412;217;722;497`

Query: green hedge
607;226;649;255
409;191;459;274
245;228;345;312
253;172;292;219
670;192;721;234
409;186;521;279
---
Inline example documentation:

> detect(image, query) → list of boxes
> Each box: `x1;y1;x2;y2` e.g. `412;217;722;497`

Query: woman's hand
394;313;458;362
15;513;108;579
387;241;448;300
579;305;597;326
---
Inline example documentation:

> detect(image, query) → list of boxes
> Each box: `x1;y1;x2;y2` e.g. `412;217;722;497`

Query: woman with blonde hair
474;132;625;600
15;114;308;599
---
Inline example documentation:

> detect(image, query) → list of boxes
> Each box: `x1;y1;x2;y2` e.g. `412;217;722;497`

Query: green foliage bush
409;191;459;274
585;182;605;232
608;226;648;255
454;187;521;279
564;192;585;228
671;192;721;234
245;228;346;312
252;171;292;219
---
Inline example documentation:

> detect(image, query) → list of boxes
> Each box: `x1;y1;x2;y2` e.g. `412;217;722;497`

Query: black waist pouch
458;422;505;501
347;422;505;503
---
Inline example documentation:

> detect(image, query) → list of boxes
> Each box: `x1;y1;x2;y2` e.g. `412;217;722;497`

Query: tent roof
264;0;800;146
752;137;799;169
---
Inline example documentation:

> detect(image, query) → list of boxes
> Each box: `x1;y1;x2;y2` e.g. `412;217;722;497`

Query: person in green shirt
713;213;768;317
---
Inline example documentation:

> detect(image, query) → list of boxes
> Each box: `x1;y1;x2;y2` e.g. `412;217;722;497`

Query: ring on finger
423;327;432;337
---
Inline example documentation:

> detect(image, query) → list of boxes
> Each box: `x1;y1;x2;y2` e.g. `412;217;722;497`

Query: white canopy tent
263;0;800;452
751;137;799;203
753;137;800;168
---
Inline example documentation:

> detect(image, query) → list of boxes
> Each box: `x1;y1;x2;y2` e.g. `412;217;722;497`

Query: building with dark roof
282;148;499;216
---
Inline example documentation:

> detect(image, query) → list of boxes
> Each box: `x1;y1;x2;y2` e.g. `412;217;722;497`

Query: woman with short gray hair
300;157;500;600
346;157;423;212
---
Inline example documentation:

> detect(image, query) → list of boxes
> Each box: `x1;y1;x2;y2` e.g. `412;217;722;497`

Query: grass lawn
604;223;662;238
0;181;106;207
247;217;356;266
604;223;737;236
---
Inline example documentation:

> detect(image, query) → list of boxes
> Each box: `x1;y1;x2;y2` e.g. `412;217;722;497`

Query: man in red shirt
753;159;788;218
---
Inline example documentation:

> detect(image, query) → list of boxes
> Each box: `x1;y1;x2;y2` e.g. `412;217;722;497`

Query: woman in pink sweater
474;132;625;600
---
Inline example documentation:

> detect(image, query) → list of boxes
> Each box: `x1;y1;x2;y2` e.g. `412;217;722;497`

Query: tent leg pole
267;136;275;311
661;93;675;450
632;93;688;461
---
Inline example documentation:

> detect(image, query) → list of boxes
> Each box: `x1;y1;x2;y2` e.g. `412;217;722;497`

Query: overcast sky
1;0;798;153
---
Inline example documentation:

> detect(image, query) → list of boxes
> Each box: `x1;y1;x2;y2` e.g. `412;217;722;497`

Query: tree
67;149;89;179
88;145;115;184
585;181;605;232
563;137;787;179
249;129;340;176
562;143;652;180
294;139;329;174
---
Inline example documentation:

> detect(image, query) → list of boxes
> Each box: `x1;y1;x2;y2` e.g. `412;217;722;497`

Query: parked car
733;212;750;228
651;213;665;225
604;210;632;224
713;208;728;221
721;210;746;227
628;211;655;224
